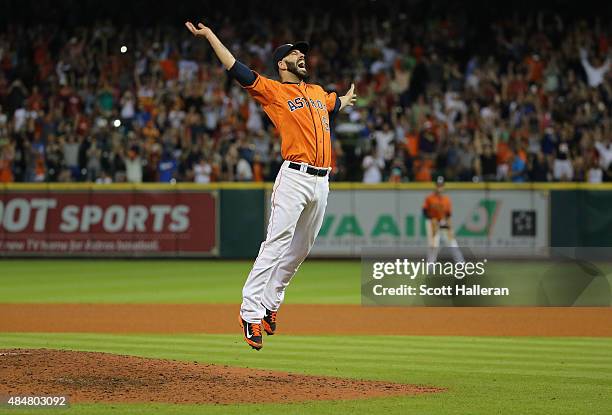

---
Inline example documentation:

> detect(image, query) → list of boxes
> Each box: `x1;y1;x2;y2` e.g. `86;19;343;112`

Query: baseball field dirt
0;349;440;404
0;304;611;336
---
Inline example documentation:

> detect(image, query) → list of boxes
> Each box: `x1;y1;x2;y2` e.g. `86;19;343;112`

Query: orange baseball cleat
239;315;263;350
262;307;277;335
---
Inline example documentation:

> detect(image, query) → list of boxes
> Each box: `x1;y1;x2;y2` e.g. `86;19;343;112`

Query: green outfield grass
2;259;611;304
0;260;360;304
1;259;612;414
1;333;611;415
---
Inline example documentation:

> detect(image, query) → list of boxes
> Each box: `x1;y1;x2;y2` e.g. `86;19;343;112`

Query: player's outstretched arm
185;21;236;70
339;83;357;111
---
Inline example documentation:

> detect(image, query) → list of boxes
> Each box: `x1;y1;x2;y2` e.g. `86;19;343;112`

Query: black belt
288;162;329;177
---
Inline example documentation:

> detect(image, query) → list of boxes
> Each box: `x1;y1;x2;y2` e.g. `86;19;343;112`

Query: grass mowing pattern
0;333;611;415
2;260;611;305
0;260;360;304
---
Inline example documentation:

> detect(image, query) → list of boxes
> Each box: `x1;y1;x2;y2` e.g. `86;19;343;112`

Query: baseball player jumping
186;21;356;350
423;176;464;264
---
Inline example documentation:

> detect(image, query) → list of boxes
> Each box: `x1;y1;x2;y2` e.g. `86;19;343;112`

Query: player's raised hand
185;21;212;39
345;83;357;105
184;20;236;69
339;83;357;110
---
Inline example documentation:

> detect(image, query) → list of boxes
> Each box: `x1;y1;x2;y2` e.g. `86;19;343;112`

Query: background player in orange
423;176;464;263
185;20;356;350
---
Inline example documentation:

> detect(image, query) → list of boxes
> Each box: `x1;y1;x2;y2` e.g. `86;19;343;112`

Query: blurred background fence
2;182;611;258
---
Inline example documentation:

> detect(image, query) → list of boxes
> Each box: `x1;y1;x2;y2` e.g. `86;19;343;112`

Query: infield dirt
0;349;441;404
1;304;611;336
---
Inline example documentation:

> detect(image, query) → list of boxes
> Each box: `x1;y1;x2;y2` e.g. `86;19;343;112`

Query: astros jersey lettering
244;73;338;168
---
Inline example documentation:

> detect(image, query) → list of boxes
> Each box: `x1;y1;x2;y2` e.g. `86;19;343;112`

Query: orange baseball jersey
244;73;338;168
423;192;452;220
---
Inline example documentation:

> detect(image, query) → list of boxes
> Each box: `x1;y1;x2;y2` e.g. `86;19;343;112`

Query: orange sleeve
422;195;431;211
243;72;279;106
325;91;339;113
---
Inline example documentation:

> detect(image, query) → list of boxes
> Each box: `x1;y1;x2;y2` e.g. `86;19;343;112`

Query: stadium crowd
0;7;611;184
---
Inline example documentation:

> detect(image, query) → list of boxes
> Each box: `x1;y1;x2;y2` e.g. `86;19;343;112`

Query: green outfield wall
1;183;611;257
551;190;612;247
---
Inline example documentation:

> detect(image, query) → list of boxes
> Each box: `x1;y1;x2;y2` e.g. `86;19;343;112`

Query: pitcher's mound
0;349;442;404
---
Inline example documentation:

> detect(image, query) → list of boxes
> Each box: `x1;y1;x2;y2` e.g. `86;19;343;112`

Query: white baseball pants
240;161;329;323
425;219;464;263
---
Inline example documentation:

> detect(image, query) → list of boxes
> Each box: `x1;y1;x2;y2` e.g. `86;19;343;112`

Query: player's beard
286;61;308;80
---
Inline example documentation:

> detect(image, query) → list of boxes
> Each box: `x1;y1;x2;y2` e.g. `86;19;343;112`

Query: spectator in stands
528;152;550;182
553;130;574;181
124;148;143;183
362;148;384;183
0;141;14;183
587;158;604;183
477;142;498;181
595;138;612;174
579;47;610;88
194;156;212;184
0;9;610;185
511;152;527;182
374;122;396;172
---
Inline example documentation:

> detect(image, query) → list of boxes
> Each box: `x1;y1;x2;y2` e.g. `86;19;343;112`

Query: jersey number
321;116;330;131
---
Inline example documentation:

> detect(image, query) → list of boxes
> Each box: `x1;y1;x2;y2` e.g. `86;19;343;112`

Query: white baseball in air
120;45;128;54
113;119;121;128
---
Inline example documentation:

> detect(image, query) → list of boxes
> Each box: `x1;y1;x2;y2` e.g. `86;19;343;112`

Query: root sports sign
0;188;217;257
